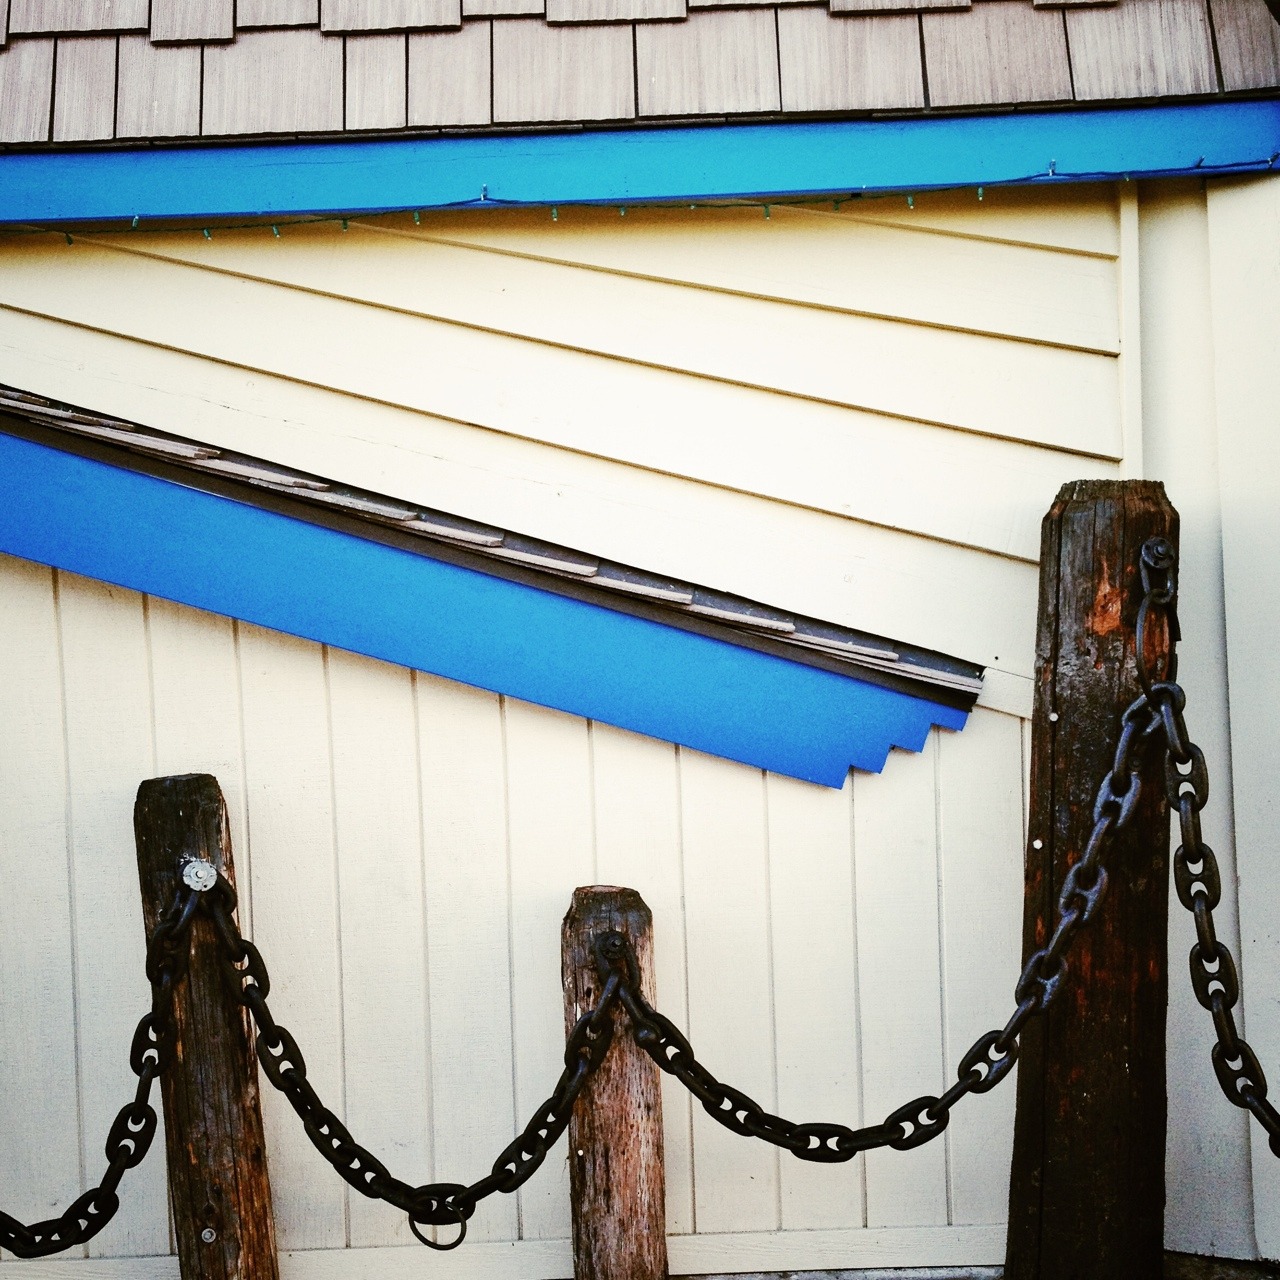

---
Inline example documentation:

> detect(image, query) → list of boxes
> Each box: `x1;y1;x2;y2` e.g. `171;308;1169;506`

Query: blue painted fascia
0;101;1276;225
0;429;968;787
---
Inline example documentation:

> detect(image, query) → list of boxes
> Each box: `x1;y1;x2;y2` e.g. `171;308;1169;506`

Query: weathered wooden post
1005;481;1177;1280
563;886;668;1280
134;774;280;1280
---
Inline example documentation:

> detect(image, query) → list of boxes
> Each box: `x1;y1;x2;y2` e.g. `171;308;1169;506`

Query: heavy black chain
609;538;1280;1165
202;882;617;1251
1135;539;1280;1157
6;538;1275;1262
0;887;200;1259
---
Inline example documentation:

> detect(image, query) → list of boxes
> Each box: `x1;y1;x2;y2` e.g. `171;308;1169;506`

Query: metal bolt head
182;860;218;893
200;1227;218;1244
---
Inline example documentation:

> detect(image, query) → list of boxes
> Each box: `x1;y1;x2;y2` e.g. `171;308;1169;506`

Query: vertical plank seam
915;14;930;110
587;718;599;884
410;671;438;1189
847;769;869;1230
760;769;783;1232
232;620;255;939
673;743;698;1236
50;568;91;1247
497;693;525;1241
320;644;353;1248
111;34;120;139
1060;9;1076;100
1117;182;1145;479
631;18;639;121
1203;0;1225;94
932;727;955;1227
47;37;58;143
772;6;782;117
140;587;171;1272
140;594;159;776
340;33;348;131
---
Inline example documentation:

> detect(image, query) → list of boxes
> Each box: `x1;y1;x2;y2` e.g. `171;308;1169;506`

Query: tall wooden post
563;887;668;1280
134;774;280;1280
1005;481;1177;1280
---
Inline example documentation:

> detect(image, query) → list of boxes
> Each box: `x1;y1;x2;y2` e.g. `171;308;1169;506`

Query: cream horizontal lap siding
0;184;1141;716
0;181;1262;1271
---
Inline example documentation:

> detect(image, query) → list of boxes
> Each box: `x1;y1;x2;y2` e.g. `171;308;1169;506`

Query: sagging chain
605;588;1169;1161
609;538;1280;1166
5;536;1274;1262
0;887;200;1259
1136;539;1280;1156
203;880;618;1251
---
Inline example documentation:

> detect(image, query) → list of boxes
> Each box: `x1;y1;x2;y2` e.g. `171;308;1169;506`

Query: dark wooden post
1005;481;1177;1280
563;887;669;1280
134;774;280;1280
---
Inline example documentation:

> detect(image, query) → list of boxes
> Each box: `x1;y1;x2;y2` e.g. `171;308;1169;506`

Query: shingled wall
0;0;1276;145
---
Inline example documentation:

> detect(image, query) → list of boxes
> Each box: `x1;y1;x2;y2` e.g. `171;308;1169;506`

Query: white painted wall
1203;174;1280;1259
0;177;1272;1273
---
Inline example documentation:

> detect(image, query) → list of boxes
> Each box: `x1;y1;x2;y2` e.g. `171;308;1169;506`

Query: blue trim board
0;430;966;787
0;101;1276;225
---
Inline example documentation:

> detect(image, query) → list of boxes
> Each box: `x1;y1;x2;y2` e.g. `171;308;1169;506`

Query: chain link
608;536;1279;1169
1135;539;1280;1157
0;887;198;1259
6;535;1275;1261
204;880;619;1250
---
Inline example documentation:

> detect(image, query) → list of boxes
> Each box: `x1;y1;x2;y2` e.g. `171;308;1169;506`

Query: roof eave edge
0;100;1277;226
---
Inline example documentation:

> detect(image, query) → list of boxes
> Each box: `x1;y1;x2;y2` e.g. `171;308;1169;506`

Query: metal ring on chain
6;534;1276;1264
408;1203;468;1251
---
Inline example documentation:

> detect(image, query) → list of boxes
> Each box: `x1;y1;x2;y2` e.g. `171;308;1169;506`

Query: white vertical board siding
589;724;696;1235
502;699;596;1241
413;675;519;1244
326;651;432;1249
936;708;1023;1226
767;771;861;1233
1136;179;1256;1259
55;572;170;1259
854;739;949;1228
10;180;1266;1271
0;560;82;1260
680;751;779;1235
1204;173;1280;1260
0;561;1032;1270
235;624;347;1251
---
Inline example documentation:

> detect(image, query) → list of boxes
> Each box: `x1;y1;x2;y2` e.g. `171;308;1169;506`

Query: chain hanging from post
0;886;200;1259
603;538;1280;1166
1135;539;1280;1156
200;880;619;1251
3;537;1276;1262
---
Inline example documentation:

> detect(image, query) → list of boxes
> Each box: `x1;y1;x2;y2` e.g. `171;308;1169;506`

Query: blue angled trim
0;101;1276;225
0;430;968;786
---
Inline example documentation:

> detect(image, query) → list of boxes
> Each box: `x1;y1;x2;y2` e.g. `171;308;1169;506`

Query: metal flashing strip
0;420;971;786
0;387;982;705
0;101;1276;225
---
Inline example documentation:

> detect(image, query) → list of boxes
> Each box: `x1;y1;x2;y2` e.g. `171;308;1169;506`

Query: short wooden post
563;886;668;1280
1005;481;1177;1280
134;774;280;1280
